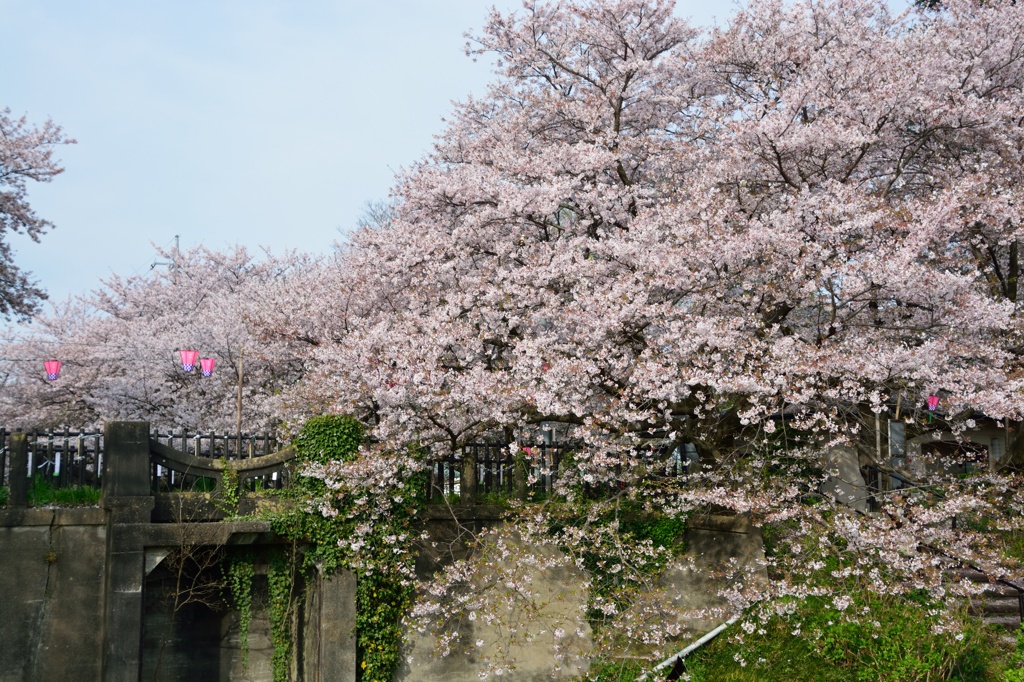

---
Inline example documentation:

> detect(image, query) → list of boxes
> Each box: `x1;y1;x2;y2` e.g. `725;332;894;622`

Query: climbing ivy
267;414;426;682
214;458;242;518
267;547;295;682
225;550;255;668
292;414;363;467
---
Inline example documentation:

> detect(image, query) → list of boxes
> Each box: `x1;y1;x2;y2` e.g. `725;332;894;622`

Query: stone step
982;614;1023;631
941;566;1023;631
977;584;1023;598
944;568;1023;595
946;567;989;582
970;598;1022;616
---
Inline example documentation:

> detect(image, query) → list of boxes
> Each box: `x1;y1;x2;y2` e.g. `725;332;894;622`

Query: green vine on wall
225;550;255;668
267;414;426;682
214;458;242;518
267;547;295;682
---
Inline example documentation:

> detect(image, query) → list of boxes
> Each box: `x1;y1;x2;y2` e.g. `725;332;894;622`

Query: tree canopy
0;108;72;320
272;0;1024;462
0;245;311;431
263;0;1024;670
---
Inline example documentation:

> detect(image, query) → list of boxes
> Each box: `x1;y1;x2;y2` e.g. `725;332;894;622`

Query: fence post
8;433;28;508
513;450;528;501
0;426;6;487
460;445;477;504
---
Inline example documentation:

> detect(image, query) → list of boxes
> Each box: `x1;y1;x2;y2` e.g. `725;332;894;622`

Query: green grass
682;592;999;682
582;658;647;681
1003;624;1024;682
27;476;101;506
0;479;101;507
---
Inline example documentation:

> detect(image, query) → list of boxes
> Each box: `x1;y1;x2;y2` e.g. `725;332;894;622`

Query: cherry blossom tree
261;0;1024;672
0;108;73;320
278;0;1024;472
0;245;313;432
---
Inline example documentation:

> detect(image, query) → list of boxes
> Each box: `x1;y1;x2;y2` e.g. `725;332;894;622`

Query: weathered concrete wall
1;421;357;682
0;494;762;682
0;508;107;682
138;544;355;682
141;557;277;682
400;511;766;681
399;526;592;682
0;508;356;682
821;445;869;512
655;514;767;636
302;569;357;682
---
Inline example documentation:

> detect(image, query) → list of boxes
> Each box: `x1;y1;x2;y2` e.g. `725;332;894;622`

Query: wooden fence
424;441;694;501
425;442;567;501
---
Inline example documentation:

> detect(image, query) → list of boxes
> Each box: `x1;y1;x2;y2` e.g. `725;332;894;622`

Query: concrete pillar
101;421;155;682
513;452;528;501
318;570;357;681
102;421;152;498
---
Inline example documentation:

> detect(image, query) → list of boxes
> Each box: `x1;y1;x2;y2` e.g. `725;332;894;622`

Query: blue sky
1;0;872;309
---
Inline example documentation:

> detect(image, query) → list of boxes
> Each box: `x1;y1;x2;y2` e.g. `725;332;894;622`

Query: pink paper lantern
179;349;199;372
44;359;62;381
200;357;216;377
926;394;940;411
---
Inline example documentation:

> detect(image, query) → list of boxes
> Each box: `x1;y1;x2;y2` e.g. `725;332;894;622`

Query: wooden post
236;350;244;457
8;432;28;508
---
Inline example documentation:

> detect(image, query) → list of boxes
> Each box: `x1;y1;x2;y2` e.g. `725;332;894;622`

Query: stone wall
0;508;107;682
400;510;766;681
0;489;765;682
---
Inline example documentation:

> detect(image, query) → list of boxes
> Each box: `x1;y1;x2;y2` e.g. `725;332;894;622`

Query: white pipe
635;615;739;681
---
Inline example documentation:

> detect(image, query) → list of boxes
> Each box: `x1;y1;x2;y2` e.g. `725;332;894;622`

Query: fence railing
424;442;693;502
148;430;282;492
0;427;104;491
425;443;568;502
3;425;697;504
1;427;283;495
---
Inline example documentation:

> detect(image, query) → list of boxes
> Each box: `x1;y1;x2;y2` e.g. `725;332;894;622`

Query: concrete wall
400;512;766;681
0;507;355;682
0;508;107;682
399;525;592;682
1;495;765;682
141;554;276;682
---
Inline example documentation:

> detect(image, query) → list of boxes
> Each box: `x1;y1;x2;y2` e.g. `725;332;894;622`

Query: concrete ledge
0;506;106;527
113;520;275;548
420;504;506;521
152;492;294;522
687;514;759;534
